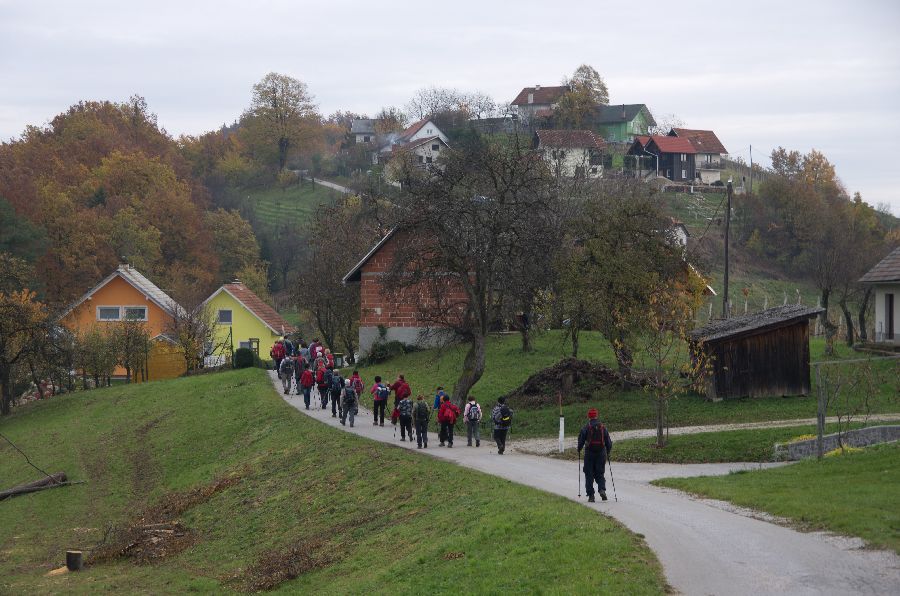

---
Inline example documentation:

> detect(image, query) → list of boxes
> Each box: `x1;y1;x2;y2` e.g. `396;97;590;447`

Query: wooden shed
690;305;824;400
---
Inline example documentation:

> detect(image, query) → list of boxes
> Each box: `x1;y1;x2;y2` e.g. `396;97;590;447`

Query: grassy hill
0;369;664;594
348;332;899;439
244;182;341;230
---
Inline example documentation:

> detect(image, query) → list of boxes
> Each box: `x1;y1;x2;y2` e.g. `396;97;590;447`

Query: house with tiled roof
669;128;728;184
594;104;655;143
510;85;570;123
627;134;697;182
534;129;606;178
377;118;449;165
204;281;296;360
59;264;187;381
859;246;900;344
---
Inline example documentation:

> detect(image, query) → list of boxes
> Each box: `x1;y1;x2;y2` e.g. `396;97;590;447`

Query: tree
566;64;609;105
204;208;263;284
167;282;217;373
0;197;45;263
74;326;118;389
373;106;408;134
647;112;685;136
111;318;151;383
243;72;320;170
385;134;561;403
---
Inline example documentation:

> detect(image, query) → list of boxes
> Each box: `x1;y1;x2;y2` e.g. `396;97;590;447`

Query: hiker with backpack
324;348;335;370
340;379;358;427
413;394;430;449
438;395;461;448
463;396;482;447
330;370;344;418
577;408;613;502
491;396;514;454
278;356;294;394
293;357;303;395
371;375;390;426
349;370;364;397
316;364;331;409
397;393;413;442
271;340;286;372
299;363;314;409
391;374;412;409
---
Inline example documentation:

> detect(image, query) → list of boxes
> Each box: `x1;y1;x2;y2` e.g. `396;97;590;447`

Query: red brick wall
358;233;468;328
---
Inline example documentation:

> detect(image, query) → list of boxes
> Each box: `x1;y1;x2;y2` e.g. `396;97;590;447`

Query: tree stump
66;550;83;571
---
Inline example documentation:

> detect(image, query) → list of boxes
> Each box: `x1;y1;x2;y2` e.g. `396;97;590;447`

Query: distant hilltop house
350;118;376;143
594;104;655;144
859;246;900;344
628;135;700;183
668;128;728;184
534;129;606;178
59;264;187;382
377;118;450;167
510;84;570;123
204;281;296;361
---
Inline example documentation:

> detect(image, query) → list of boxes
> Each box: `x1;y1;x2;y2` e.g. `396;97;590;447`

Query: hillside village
1;57;899;595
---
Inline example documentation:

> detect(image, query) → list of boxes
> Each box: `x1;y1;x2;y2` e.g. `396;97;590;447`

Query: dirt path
510;414;900;456
270;372;900;595
311;178;352;194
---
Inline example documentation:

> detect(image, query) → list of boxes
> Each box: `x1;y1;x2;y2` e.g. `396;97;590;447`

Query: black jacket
577;420;612;457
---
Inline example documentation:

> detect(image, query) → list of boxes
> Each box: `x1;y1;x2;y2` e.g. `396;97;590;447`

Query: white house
859;246;900;344
510;85;569;123
377;118;449;163
534;129;606;178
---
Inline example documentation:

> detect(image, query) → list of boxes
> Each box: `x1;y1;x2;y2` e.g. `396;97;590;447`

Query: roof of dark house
511;85;570;106
690;305;824;343
670;128;728;154
859;246;900;283
536;129;606;149
595;104;655;126
350;119;375;134
647;135;696;154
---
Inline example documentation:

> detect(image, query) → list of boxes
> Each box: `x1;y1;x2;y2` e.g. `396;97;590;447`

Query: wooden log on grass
0;472;67;501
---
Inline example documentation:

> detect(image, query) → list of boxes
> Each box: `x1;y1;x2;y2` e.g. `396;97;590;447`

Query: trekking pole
577;449;582;498
607;456;618;502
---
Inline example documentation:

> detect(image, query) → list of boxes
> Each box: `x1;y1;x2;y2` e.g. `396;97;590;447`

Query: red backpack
587;423;607;453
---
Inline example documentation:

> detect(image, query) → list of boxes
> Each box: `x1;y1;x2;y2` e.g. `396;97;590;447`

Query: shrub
359;340;419;366
234;348;261;369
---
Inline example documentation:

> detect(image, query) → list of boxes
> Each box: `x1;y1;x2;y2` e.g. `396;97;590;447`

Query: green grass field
0;368;665;594
549;422;871;464
244;182;340;229
654;443;900;552
346;332;899;440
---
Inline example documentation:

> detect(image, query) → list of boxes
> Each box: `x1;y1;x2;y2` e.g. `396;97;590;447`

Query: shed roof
206;282;296;335
670;128;728;154
690;305;824;343
536;129;606;149
511;85;570;106
859;246;900;283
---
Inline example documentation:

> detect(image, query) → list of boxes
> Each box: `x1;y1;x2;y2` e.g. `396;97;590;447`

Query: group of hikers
271;337;613;500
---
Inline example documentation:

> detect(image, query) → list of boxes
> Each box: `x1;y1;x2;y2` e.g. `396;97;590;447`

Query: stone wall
774;425;900;460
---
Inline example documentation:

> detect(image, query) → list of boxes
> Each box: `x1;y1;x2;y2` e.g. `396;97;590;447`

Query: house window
363;135;370;142
239;341;251;350
218;309;233;324
426;156;433;163
97;306;121;321
681;169;687;179
681;153;687;162
432;144;439;151
418;155;424;163
123;306;147;321
887;293;895;340
705;154;712;164
427;128;432;134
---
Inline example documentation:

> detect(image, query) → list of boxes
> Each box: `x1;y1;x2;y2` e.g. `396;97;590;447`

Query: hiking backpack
332;375;343;391
351;377;364;394
323;368;333;387
467;403;481;423
415;401;429;421
496;404;512;428
375;383;390;401
587;423;607;453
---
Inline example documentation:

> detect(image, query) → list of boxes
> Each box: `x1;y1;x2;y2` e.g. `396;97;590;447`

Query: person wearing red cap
577;408;612;502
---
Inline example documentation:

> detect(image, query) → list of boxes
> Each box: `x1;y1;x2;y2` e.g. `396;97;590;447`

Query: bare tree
385;134;561;403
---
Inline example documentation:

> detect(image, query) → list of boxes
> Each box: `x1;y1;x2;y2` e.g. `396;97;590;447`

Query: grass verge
348;332;899;439
653;443;900;552
0;368;665;594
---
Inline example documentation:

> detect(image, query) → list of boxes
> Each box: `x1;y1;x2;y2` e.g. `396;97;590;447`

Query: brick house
342;229;467;357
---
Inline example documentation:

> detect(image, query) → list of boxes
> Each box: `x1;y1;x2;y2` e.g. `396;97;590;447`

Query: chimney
535;84;541;91
528;93;534;104
622;104;626;119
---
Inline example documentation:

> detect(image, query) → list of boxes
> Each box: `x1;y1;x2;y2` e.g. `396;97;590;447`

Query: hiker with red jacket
437;395;461;448
299;364;314;409
371;375;390;426
390;374;411;409
324;348;335;370
316;364;331;409
577;408;613;502
270;340;286;371
349;370;364;397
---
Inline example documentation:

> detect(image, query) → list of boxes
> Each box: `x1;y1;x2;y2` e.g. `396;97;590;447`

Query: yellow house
59;264;187;381
204;282;295;361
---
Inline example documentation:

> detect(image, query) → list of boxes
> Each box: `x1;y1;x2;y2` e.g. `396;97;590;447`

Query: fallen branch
0;472;67;501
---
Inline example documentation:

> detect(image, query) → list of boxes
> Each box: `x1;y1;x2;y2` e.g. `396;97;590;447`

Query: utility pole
723;180;733;318
749;144;753;195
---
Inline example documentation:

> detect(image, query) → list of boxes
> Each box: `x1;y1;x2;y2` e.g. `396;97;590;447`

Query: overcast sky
2;0;898;212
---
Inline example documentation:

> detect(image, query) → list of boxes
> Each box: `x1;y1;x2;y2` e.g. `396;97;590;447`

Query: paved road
271;373;900;595
511;414;900;456
311;178;352;194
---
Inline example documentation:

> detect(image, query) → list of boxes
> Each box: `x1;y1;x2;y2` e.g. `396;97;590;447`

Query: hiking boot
476;440;480;447
448;443;453;448
600;491;608;501
440;442;445;447
340;420;345;426
332;413;336;418
467;442;472;447
588;495;595;503
400;438;406;442
380;422;385;427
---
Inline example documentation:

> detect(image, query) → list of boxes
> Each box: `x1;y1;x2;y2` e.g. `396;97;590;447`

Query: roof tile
223;283;295;335
536;129;606;149
511;85;570;106
671;128;728;154
859;246;900;283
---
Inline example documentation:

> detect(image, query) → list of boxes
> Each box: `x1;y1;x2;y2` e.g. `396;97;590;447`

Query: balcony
696;160;725;170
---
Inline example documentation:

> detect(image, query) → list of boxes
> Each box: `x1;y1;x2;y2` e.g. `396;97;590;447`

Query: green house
204;282;295;360
595;104;655;143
